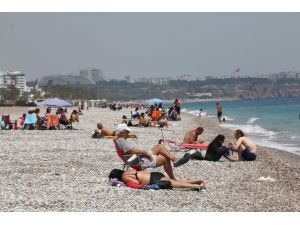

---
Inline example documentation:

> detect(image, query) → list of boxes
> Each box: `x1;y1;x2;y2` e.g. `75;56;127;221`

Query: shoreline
0;107;299;211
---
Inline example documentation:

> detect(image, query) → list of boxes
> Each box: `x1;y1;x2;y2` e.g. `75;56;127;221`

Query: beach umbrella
37;97;72;108
145;98;164;105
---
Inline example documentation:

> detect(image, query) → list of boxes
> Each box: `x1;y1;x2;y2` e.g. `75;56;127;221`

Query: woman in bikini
109;169;206;190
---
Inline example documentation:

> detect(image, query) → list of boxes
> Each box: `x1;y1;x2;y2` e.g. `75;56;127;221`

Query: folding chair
113;139;147;171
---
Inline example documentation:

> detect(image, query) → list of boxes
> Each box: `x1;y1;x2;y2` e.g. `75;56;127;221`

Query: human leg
161;177;203;189
151;144;178;162
155;155;175;179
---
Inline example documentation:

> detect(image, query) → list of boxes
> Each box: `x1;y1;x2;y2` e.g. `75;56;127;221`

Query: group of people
108;116;257;191
0;107;81;130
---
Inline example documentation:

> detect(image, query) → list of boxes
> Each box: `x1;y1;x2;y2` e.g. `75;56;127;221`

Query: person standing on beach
230;129;257;161
183;127;205;144
115;124;190;179
216;102;222;123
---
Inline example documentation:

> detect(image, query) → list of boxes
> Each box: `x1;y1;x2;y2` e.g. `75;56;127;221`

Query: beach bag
155;180;172;189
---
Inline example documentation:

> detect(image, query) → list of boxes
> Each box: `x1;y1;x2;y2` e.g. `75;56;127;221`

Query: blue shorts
242;148;257;161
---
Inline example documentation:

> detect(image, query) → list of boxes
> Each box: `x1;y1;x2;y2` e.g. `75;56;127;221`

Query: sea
173;97;300;156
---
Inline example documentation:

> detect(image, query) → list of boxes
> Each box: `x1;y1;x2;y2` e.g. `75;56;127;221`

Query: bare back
238;137;257;153
183;130;198;144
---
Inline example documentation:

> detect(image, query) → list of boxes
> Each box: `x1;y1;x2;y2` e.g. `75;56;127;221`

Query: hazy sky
0;13;300;80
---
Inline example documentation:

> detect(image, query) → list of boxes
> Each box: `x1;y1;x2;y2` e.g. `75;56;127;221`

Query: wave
220;123;276;136
247;117;259;125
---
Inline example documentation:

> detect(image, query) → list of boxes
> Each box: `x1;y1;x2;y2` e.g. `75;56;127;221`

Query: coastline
0;107;299;211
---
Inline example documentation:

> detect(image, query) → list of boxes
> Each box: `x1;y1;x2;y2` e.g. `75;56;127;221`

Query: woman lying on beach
190;134;237;161
109;168;206;190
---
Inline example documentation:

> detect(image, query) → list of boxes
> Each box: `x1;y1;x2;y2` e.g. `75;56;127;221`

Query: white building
0;71;27;94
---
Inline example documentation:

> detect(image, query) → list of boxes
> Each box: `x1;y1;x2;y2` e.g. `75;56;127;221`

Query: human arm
232;138;243;151
128;134;137;138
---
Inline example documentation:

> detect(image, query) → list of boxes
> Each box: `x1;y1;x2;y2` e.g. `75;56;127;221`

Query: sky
0;13;300;80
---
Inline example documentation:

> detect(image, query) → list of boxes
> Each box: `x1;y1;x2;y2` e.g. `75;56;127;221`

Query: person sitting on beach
59;108;69;126
183;127;205;144
109;168;206;190
70;110;79;123
230;129;257;161
114;124;190;179
190;134;237;161
157;113;169;128
168;107;179;121
139;113;151;127
151;107;161;121
23;108;37;130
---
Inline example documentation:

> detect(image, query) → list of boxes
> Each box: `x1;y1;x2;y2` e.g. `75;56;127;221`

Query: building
79;68;105;84
0;71;27;94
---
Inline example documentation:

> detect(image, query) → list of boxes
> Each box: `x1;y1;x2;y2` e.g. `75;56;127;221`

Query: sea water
175;97;300;156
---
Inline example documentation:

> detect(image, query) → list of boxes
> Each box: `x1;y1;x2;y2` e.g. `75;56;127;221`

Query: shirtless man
115;124;190;179
230;129;257;161
97;122;137;138
183;127;204;144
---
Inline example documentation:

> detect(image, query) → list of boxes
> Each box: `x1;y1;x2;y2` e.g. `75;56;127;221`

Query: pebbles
0;106;299;211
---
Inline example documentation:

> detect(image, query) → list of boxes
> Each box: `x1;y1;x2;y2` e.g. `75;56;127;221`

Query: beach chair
1;115;13;130
113;139;147;171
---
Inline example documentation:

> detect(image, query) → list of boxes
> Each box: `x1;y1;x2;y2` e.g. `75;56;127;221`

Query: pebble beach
0;107;299;211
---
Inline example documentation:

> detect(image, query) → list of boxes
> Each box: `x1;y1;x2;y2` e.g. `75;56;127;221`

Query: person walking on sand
230;129;257;161
114;124;190;179
216;102;222;123
183;127;205;144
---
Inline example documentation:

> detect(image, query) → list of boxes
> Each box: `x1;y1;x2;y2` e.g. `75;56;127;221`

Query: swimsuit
149;172;165;185
242;148;257;161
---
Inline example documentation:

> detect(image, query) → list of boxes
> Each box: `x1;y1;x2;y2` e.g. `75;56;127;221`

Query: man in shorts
230;129;257;161
115;124;190;179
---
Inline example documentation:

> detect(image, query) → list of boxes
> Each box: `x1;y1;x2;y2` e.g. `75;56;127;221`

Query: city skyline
1;13;300;80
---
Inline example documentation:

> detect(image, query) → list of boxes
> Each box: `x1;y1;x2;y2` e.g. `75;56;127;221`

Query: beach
0;107;299;211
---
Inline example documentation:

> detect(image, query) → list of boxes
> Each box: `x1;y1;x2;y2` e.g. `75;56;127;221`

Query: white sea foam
220;123;276;136
247;117;260;125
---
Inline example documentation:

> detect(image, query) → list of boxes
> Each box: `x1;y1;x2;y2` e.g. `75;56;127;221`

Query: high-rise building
79;68;105;83
0;71;27;94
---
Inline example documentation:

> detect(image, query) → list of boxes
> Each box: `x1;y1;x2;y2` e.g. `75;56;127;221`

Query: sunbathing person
190;134;237;161
230;129;257;161
109;168;206;190
183;127;205;144
114;124;190;179
96;122;136;138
